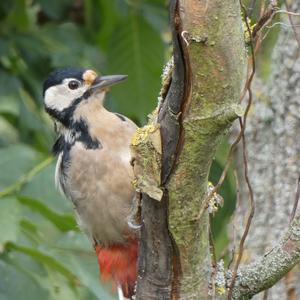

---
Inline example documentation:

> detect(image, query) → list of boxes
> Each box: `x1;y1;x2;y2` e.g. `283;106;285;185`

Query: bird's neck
56;93;104;132
53;93;111;154
51;90;105;129
54;102;104;154
73;94;104;122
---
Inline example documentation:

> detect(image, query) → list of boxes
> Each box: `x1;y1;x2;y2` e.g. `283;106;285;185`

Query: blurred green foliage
0;0;242;299
0;0;168;299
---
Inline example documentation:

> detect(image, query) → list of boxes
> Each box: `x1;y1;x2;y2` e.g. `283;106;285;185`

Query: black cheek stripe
45;95;84;127
72;119;102;150
52;119;102;157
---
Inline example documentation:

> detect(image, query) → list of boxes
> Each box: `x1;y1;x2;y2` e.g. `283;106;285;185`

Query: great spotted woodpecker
43;68;138;299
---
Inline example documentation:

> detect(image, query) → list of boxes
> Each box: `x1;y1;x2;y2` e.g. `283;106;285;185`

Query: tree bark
229;214;300;299
232;2;300;299
133;0;246;299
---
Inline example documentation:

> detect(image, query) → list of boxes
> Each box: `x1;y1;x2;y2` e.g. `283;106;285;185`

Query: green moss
165;0;246;298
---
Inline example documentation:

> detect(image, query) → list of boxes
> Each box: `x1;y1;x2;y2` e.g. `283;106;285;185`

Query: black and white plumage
44;68;140;300
43;68;138;246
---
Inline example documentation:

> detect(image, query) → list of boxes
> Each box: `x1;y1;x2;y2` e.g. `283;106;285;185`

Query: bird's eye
68;80;80;90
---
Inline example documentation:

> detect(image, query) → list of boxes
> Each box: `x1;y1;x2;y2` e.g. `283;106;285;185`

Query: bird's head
43;68;127;126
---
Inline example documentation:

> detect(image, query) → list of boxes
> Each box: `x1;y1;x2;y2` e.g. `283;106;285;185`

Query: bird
43;68;139;299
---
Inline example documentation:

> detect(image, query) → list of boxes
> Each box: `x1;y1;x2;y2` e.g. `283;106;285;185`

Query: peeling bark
135;1;189;298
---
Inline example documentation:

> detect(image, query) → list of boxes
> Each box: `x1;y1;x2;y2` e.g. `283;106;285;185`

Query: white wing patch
55;152;65;195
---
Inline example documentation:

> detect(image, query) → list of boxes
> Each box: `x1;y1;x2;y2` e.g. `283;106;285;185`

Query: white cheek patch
45;86;73;111
44;80;87;112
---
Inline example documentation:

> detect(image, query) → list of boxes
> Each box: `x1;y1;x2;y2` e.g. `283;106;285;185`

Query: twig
227;2;300;299
0;157;54;198
265;22;300;30
290;175;300;224
227;2;256;298
283;0;300;51
227;170;240;270
247;0;257;17
251;1;278;39
195;144;239;220
209;215;217;300
209;215;217;268
276;9;300;17
227;119;255;299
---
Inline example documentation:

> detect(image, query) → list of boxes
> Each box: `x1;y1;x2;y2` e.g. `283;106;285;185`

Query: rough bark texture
229;214;300;299
136;193;174;299
134;0;246;299
135;1;189;298
233;3;300;299
167;0;246;299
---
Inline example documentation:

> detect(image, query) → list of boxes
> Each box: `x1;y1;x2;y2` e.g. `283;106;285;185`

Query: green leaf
48;232;117;300
5;243;78;285
92;0;120;49
18;196;77;232
0;258;49;300
0;156;52;199
0;2;14;21
0;116;19;146
0;2;168;298
0;71;21;116
140;2;168;34
2;250;97;300
6;0;30;31
0;197;21;246
20;162;72;213
0;144;41;192
106;14;165;123
36;0;73;20
65;254;117;300
39;23;103;71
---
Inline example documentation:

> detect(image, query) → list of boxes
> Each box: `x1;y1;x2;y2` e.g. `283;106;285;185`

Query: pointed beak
88;75;128;92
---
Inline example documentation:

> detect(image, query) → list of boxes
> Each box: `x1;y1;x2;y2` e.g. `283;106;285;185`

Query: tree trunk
233;2;300;299
134;0;246;299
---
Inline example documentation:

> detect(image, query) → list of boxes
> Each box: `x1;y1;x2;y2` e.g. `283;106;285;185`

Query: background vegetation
0;0;238;299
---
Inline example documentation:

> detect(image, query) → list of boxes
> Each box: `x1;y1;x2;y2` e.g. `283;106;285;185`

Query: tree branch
229;214;300;299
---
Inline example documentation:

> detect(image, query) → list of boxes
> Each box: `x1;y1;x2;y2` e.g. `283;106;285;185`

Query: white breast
58;141;135;246
53;104;138;246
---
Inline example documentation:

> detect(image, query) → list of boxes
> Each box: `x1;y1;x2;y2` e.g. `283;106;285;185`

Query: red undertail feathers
95;239;138;298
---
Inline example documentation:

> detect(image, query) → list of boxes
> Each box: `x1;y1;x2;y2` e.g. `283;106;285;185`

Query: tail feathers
117;285;135;300
95;239;138;298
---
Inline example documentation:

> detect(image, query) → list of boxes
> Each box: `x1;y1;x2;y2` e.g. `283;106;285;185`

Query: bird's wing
114;113;138;130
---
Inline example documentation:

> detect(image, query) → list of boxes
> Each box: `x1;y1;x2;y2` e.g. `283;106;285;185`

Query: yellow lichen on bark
131;123;163;201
